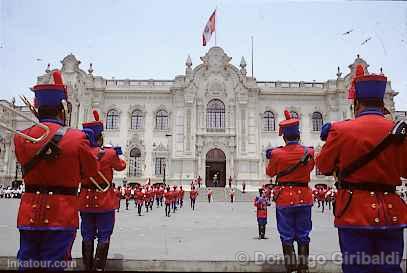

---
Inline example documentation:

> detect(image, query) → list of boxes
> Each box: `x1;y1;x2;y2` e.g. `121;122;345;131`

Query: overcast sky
0;0;406;109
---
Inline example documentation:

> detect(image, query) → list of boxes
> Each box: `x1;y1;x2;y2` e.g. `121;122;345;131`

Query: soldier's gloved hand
265;148;273;159
320;122;332;141
96;149;106;160
82;128;98;147
114;146;123;156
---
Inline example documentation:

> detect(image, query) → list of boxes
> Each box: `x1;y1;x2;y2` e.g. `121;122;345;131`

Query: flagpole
251;36;254;78
215;7;218;46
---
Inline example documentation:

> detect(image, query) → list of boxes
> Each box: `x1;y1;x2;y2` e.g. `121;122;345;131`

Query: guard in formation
316;65;407;273
14;71;99;270
254;188;270;239
266;110;314;273
190;186;199;210
79;110;126;271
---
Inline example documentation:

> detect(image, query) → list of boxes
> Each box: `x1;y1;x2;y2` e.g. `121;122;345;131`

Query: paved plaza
0;198;406;271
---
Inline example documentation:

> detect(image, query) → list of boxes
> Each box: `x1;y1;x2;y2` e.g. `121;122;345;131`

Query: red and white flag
202;9;216;46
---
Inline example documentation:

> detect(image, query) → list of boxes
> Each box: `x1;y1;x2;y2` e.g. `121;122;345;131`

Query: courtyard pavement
0;198;405;271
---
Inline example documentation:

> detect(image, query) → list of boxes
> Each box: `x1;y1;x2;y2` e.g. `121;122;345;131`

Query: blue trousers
80;211;115;243
17;230;76;270
276;205;312;245
338;228;404;273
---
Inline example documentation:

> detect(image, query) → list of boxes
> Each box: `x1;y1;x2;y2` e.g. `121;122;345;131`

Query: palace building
0;47;399;187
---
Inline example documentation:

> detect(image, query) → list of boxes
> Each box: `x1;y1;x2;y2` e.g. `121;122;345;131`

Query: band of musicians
0;61;406;273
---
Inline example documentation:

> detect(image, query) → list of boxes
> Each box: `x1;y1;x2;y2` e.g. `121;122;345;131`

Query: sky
0;0;406;109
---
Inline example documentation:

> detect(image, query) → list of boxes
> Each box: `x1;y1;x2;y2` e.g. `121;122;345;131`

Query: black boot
82;240;94;271
261;225;266;239
258;225;262;239
282;244;297;273
94;242;110;271
297;244;310;273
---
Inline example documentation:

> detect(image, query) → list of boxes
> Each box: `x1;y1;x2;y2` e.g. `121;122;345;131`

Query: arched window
131;110;143;129
106;109;119;130
290;111;299;119
155;110;169;130
312;112;323;131
128;147;142;177
207;99;225;130
263;111;275;131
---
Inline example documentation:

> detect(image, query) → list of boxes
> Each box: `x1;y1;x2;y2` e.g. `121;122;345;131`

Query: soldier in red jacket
171;185;178;213
124;186;131;210
135;187;144;216
266;110;315;273
316;65;407;273
254;188;270;239
78;110;126;270
179;186;185;208
14;71;99;270
190;186;199;210
164;186;172;217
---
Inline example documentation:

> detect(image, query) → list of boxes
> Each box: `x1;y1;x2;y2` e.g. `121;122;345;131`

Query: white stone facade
0;47;398;187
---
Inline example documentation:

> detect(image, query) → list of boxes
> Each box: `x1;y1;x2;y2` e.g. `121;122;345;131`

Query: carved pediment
61;54;81;73
200;47;232;73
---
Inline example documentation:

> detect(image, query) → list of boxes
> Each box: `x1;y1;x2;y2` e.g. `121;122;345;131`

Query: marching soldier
125;185;131;210
171;185;178;213
179;186;185;208
158;185;164;207
316;65;407;273
135;187;144;216
79;110;126;271
14;71;99;270
190;186;198;210
266;110;315;273
254;188;270;239
164;186;172;217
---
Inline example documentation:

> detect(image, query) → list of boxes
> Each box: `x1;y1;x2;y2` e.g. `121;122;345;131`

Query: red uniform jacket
254;196;268;219
179;189;185;200
135;190;144;205
14;121;98;230
190;189;198;200
266;143;315;208
158;187;164;198
164;191;172;205
79;147;126;212
124;188;132;200
316;113;407;229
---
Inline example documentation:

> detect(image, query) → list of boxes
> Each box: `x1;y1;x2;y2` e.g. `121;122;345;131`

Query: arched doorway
205;148;226;187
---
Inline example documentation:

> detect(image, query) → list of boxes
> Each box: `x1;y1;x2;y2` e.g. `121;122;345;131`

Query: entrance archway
205;148;226;187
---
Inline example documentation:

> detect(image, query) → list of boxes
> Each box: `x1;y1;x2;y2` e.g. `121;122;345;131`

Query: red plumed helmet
348;64;365;99
284;110;291;120
52;70;64;85
93;110;100;121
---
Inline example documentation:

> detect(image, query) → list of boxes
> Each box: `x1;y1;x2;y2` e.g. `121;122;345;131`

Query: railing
257;81;325;89
105;79;175;87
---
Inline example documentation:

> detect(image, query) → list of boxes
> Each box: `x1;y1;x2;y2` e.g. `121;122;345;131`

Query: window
128;148;142;177
312;112;323;131
263;111;275;131
290;111;299;119
131;110;143;129
106;109;119;130
155;157;166;176
207;99;225;130
156;110;169;130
